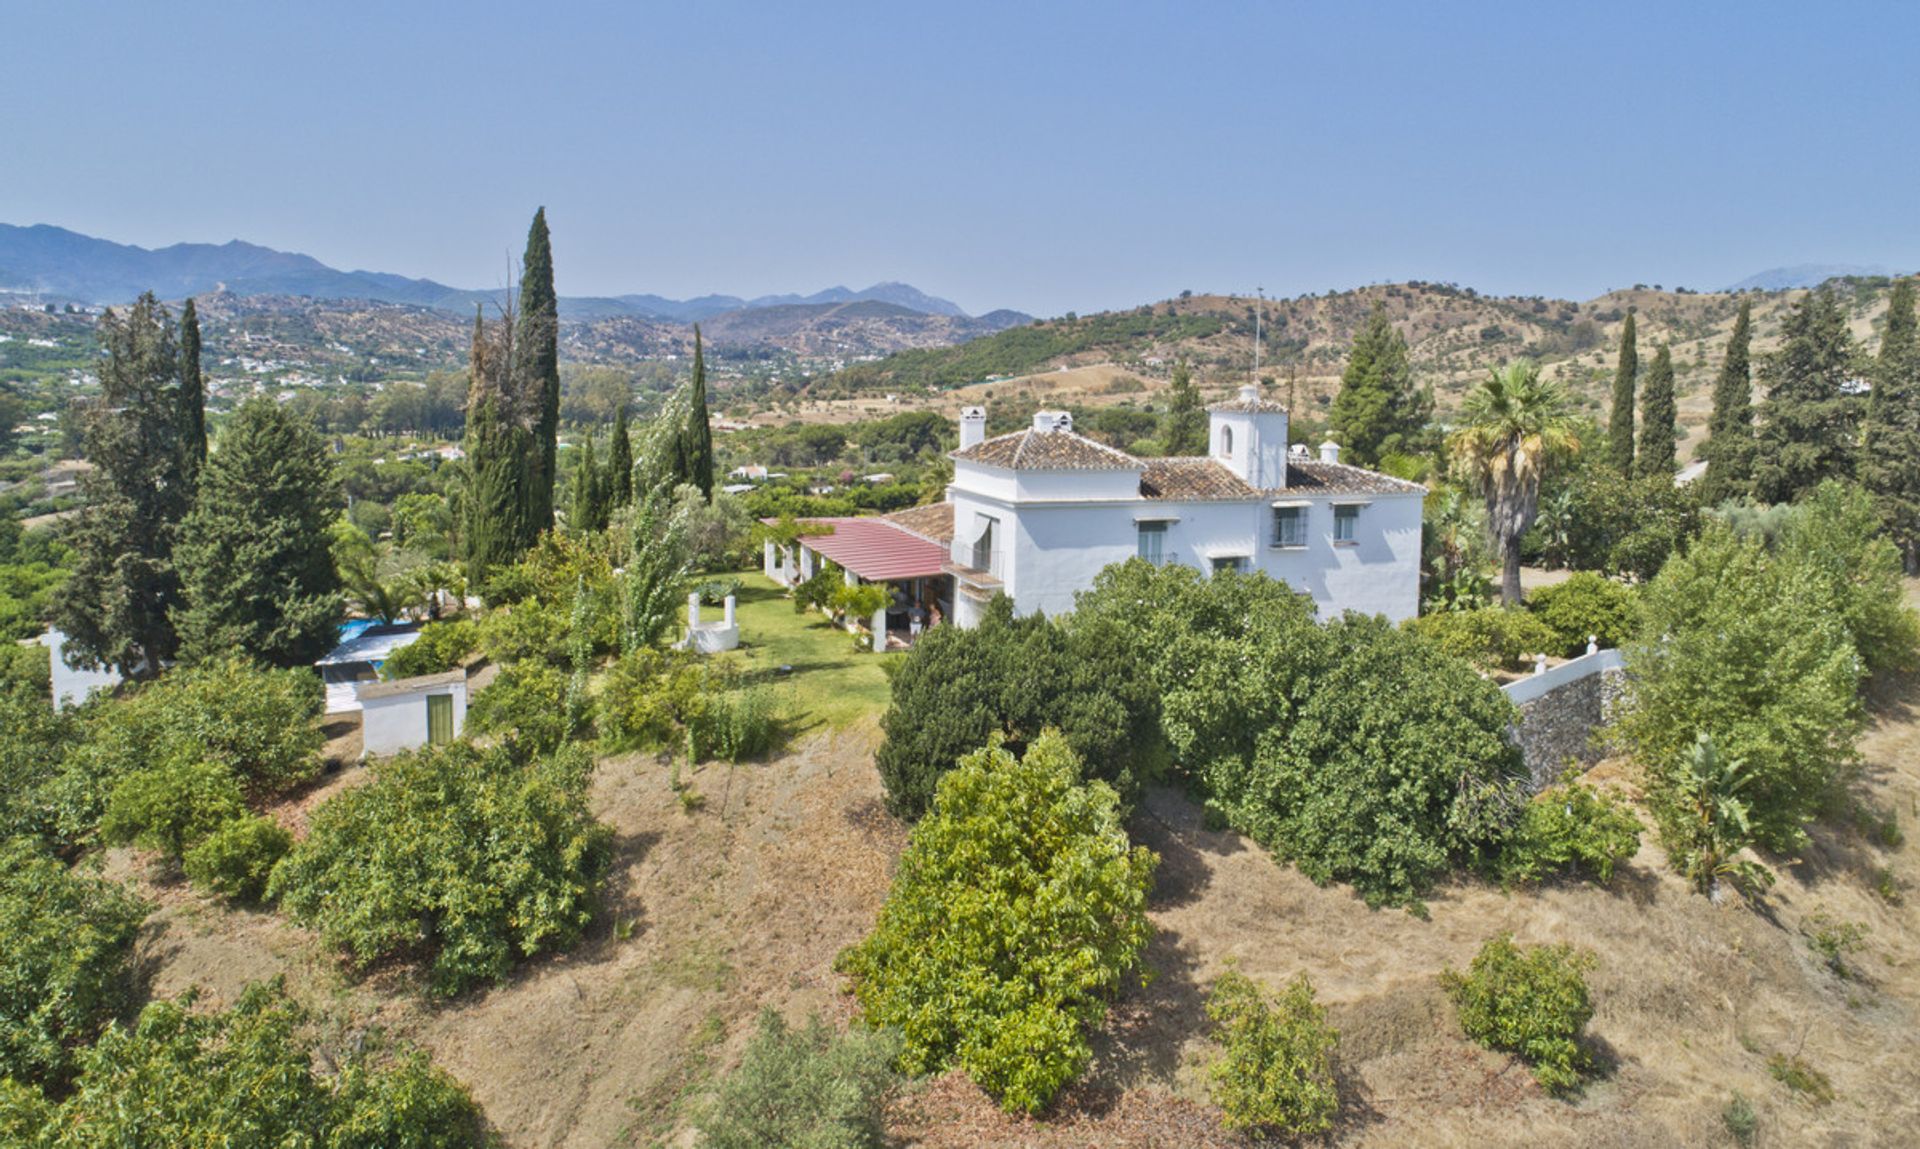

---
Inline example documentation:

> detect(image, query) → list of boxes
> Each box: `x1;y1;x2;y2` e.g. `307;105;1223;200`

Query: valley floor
117;656;1920;1148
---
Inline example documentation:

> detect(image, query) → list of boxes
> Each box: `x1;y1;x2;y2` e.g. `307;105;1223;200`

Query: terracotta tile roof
790;517;950;582
1284;459;1427;495
1138;458;1258;500
951;429;1141;471
882;501;956;545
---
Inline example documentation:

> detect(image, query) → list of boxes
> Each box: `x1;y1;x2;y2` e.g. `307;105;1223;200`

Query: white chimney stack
1319;440;1341;464
958;406;987;450
1238;383;1260;404
1032;410;1073;434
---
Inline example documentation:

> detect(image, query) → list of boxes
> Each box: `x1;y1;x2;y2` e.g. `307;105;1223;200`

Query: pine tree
1328;304;1430;466
679;326;715;500
1863;278;1920;570
51;293;189;677
1608;312;1638;475
514;208;560;531
177;297;206;487
609;403;634;508
174;398;342;667
1637;344;1677;478
1753;287;1859;504
1698;299;1754;506
1161;358;1205;455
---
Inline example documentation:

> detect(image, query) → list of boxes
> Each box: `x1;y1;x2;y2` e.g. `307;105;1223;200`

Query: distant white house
38;628;122;709
357;669;467;756
315;623;423;714
763;385;1424;644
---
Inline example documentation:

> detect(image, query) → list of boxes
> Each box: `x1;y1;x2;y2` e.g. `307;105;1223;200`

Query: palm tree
1448;361;1581;606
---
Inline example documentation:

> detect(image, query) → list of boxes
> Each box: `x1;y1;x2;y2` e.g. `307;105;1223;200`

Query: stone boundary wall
1502;649;1627;790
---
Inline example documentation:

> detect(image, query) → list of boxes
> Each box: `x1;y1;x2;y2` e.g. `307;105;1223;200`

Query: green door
426;693;454;745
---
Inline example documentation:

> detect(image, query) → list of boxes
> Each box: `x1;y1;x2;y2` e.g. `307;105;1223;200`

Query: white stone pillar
1533;652;1548;676
763;539;776;579
800;547;814;580
1586;634;1599;655
723;595;737;628
688;592;702;629
871;604;888;652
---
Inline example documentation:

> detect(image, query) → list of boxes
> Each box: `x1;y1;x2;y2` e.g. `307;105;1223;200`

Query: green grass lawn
719;572;899;733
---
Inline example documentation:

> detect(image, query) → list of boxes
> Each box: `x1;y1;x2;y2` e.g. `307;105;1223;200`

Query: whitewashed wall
361;679;467;757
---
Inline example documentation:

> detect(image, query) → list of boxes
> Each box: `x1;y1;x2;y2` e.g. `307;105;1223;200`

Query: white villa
765;384;1424;644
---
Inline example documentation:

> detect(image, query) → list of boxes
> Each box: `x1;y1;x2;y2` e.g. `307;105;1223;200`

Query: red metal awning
789;517;950;582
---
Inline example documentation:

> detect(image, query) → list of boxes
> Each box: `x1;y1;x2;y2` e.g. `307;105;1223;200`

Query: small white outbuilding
357;669;467;757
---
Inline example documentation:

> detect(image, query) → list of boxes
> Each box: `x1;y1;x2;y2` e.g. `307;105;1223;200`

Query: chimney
1238;383;1260;404
1319;440;1341;464
958;406;987;450
1032;410;1072;434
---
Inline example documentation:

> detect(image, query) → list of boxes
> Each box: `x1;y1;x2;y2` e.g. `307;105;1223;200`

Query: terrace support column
763;540;776;580
871;603;888;653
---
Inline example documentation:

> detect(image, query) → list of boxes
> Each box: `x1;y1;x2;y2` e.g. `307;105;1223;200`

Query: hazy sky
3;2;1914;316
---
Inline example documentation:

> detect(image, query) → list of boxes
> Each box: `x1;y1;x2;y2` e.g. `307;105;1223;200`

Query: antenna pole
1253;286;1263;381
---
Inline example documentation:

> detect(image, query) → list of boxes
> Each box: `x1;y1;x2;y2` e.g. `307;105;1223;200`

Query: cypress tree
1608;312;1638;475
1753;287;1859;504
609;404;634;508
1160;357;1205;455
462;306;536;589
1699;299;1754;505
174;397;342;667
1329;304;1430;466
51;293;188;677
571;436;609;533
680;326;715;500
513;208;561;531
1863;278;1920;571
1637;344;1677;478
177;297;206;487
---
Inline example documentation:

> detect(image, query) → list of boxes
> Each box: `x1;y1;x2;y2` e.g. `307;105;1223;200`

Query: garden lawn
720;572;898;731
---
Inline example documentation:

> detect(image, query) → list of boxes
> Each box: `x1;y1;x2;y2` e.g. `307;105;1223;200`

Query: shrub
1766;1052;1833;1105
792;565;841;615
696;1010;900;1149
181;815;292;903
689;685;786;763
465;659;579;757
1618;526;1862;854
1496;783;1643;886
1407;606;1560;671
1442;934;1595;1094
694;577;743;607
11;980;487;1146
1205;968;1339;1135
477;599;570;666
0;838;147;1088
1777;481;1920;677
1801;909;1868;978
839;732;1156;1113
99;759;245;863
1722;1091;1758;1146
1527;572;1638;656
270;741;612;996
380;619;478;680
0;683;80;846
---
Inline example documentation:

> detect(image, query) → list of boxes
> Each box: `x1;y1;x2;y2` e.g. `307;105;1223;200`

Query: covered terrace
762;507;955;650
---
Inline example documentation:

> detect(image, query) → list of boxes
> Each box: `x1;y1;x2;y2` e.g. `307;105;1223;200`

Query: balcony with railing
946;538;1005;589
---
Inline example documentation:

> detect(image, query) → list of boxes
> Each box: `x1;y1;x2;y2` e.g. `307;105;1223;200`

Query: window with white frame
1333;504;1360;543
1271;505;1306;547
1137;520;1167;564
1210;555;1247;574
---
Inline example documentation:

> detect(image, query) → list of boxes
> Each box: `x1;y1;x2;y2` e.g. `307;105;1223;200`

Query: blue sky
2;2;1914;316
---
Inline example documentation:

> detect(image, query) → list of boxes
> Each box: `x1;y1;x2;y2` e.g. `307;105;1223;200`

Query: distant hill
1724;263;1899;292
0;223;993;323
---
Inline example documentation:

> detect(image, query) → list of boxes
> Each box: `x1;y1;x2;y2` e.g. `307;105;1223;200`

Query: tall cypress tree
462;306;535;589
1608;311;1638;475
51;293;188;677
680;326;715;500
609;404;634;508
570;435;609;532
177;297;206;488
513;208;560;531
1328;304;1430;466
174;397;342;667
1863;278;1920;570
1698;299;1754;505
1637;344;1677;478
1753;287;1859;504
1160;357;1205;455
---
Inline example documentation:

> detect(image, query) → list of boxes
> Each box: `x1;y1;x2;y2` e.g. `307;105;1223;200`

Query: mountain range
0;223;996;323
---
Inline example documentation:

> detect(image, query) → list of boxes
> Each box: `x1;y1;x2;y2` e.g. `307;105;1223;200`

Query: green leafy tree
1495;782;1643;886
840;732;1156;1114
52;293;191;678
100;757;245;863
697;1010;901;1149
1329;304;1430;466
270;740;612;996
616;486;695;651
0;839;147;1089
1637;344;1676;477
174;398;343;667
1753;287;1859;504
678;327;716;500
1526;571;1639;656
609;403;634;508
1608;311;1638;475
176;297;206;486
1699;298;1754;505
1778;481;1919;676
1450;361;1582;606
1442;934;1596;1094
515;207;561;532
1160;357;1206;455
379;618;478;680
1863;277;1920;571
181;814;292;903
1205;967;1339;1135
